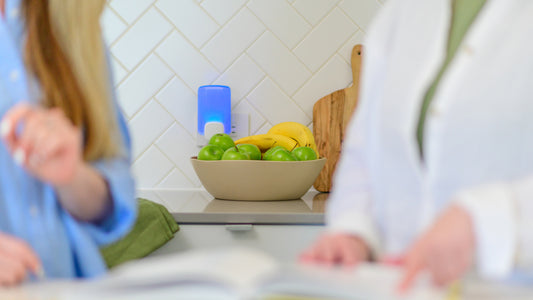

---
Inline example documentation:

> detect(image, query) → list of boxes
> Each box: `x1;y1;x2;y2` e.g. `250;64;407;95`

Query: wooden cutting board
313;45;363;192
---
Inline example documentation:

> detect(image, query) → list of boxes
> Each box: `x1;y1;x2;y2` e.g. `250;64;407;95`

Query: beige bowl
191;157;326;201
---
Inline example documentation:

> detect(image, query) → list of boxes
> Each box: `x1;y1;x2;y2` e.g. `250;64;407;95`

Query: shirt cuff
87;158;137;246
454;184;516;279
326;211;381;259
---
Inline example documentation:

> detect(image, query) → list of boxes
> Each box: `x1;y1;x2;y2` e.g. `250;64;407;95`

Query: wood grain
312;45;363;192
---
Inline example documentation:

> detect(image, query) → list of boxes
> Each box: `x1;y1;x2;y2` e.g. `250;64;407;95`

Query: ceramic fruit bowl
191;157;326;201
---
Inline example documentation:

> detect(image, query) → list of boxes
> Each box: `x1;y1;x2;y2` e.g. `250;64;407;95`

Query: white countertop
137;189;327;225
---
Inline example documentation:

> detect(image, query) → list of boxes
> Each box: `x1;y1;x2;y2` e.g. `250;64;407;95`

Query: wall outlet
230;113;249;141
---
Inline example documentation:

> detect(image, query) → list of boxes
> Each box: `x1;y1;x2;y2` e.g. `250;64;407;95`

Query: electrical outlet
230;113;249;141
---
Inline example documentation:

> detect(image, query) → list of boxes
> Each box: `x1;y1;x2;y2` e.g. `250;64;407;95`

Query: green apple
265;148;297;161
236;144;261;160
221;147;250;160
262;146;286;160
198;145;224;160
292;146;317;161
209;133;235;151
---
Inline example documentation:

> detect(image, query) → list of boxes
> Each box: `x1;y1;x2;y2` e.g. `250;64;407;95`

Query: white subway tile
156;168;197;189
213;54;265;107
132;146;174;188
117;54;173;118
109;0;155;24
101;6;127;44
136;190;166;205
232;99;266;135
247;0;310;49
201;0;246;25
110;57;128;87
339;0;381;32
129;99;174;159
247;32;311;96
292;55;352;117
254;121;271;135
156;31;220;91
156;190;210;212
292;0;340;26
201;8;265;72
156;0;219;48
247;78;310;126
156;123;202;187
294;8;358;72
111;8;172;70
156;77;198;137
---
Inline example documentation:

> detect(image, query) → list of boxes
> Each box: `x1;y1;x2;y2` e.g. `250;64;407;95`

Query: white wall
101;0;383;189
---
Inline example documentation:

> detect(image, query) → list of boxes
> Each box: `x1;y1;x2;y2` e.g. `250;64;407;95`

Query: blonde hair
23;0;119;161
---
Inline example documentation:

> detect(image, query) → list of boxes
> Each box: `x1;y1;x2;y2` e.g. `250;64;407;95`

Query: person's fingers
397;248;425;293
298;243;320;263
339;238;363;266
0;258;27;286
398;262;423;293
30;131;64;167
315;238;335;265
299;234;370;267
0;104;34;150
16;111;47;164
0;234;41;273
381;256;405;266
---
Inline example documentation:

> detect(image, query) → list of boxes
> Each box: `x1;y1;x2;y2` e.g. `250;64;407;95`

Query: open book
48;247;445;300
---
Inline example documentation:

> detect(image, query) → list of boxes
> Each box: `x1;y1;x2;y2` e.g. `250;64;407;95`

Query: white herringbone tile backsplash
101;0;383;189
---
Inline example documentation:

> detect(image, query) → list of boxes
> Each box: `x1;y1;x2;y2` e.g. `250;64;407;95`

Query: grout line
150;166;177;188
153;94;198;141
130;114;175;165
337;4;365;34
288;0;313;27
105;4;129;27
107;2;156;48
114;28;175;92
152;5;223;74
153;143;197;187
289;1;344;52
239;78;275;123
209;25;267;85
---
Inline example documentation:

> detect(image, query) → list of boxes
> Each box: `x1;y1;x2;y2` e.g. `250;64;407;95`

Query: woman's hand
0;104;83;186
299;233;371;266
396;205;475;292
0;233;41;286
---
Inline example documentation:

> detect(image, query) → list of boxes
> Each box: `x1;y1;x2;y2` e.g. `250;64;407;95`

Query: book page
256;263;445;300
63;246;280;300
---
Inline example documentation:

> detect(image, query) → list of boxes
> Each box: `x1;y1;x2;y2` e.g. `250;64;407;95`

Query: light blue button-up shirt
0;0;136;278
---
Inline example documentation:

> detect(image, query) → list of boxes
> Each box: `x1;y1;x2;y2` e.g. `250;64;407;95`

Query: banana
267;122;318;155
235;134;299;152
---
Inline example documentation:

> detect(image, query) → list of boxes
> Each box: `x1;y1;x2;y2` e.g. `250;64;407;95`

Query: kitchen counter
136;189;327;225
137;189;328;263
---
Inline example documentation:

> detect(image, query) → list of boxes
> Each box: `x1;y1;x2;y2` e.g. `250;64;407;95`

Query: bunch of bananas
235;122;318;155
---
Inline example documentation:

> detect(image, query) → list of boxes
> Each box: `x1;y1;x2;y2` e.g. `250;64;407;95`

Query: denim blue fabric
0;0;136;279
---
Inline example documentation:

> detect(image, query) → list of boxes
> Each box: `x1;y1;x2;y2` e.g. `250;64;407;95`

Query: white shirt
326;0;533;280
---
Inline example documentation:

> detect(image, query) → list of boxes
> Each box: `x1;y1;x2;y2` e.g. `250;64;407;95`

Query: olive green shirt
416;0;486;158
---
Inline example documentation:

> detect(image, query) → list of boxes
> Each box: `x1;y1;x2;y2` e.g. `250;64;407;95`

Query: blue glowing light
197;85;231;135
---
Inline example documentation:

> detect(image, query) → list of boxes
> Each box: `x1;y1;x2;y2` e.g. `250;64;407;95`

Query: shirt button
29;205;39;217
429;106;441;117
10;70;20;82
462;44;475;56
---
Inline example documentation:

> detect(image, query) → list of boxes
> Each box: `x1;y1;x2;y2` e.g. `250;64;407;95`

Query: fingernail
0;120;11;137
14;148;25;165
34;267;46;280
